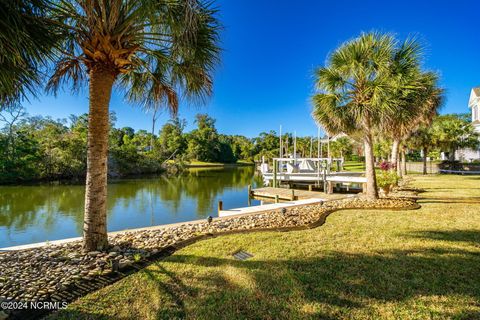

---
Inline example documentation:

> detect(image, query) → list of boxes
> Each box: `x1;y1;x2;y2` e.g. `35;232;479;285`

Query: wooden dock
218;198;325;217
218;187;354;217
251;187;348;201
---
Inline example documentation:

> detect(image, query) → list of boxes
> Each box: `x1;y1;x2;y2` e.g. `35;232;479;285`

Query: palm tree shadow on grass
418;199;480;204
142;264;188;319
407;230;480;246
142;238;480;319
50;230;480;319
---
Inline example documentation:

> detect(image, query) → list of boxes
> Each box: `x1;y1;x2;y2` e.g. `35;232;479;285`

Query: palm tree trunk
364;132;378;200
449;147;456;162
400;148;406;177
391;139;400;167
83;65;116;252
422;146;428;175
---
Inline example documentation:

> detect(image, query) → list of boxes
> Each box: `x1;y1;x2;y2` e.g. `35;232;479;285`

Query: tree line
0;107;340;183
2;104;477;185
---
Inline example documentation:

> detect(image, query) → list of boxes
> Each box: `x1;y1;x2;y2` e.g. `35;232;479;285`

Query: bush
376;161;399;195
376;171;399;189
439;160;462;170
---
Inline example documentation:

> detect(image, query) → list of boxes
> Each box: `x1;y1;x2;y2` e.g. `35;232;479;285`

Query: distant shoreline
184;161;255;168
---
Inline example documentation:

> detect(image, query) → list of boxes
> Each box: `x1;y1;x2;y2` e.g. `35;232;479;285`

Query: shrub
376;167;399;195
379;161;396;171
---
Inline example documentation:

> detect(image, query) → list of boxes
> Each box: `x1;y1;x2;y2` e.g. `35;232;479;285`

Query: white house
454;87;480;161
470;87;480;132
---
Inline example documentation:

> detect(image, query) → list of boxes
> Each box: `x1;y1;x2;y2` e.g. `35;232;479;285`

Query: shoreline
0;196;324;251
0;162;255;186
184;161;255;168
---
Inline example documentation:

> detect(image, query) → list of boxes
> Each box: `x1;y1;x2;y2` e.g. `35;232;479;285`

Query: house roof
473;87;480;97
469;87;480;108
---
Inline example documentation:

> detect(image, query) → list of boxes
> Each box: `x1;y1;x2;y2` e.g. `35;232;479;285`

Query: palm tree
383;70;443;176
431;114;480;161
121;65;180;152
409;126;435;174
400;81;443;176
47;0;220;251
312;32;401;200
0;0;61;107
383;39;423;171
331;137;352;159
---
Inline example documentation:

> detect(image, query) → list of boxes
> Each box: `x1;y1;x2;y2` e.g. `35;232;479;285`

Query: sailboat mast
279;125;282;158
327;136;331;159
294;131;297;163
317;127;320;159
310;136;313;158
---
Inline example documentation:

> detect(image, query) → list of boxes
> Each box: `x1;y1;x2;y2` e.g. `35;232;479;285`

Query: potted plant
377;162;399;196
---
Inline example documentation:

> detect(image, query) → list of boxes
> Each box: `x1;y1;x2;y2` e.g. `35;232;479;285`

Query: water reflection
0;167;261;247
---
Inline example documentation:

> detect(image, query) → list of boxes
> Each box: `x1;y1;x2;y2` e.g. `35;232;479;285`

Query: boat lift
260;157;366;193
259;126;366;193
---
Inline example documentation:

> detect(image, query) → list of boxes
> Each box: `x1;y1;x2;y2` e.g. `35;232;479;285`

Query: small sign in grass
232;250;253;261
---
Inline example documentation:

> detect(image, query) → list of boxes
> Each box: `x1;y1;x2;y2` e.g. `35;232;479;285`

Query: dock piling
291;189;295;201
275;195;279;203
217;200;223;213
273;159;277;188
322;168;327;193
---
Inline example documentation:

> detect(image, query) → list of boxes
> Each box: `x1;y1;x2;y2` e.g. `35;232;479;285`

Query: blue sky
26;0;480;137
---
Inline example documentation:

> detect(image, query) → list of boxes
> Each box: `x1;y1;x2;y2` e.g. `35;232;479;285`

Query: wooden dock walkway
251;187;347;201
218;198;324;217
218;187;354;217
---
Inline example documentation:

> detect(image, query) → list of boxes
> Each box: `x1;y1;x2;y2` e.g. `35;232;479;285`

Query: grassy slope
50;175;480;320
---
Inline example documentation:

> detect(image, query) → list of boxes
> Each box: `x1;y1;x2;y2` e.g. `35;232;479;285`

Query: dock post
327;181;333;194
273;159;277;188
291;189;295;201
275;195;279;203
217;200;223;213
322;168;327;193
308;185;312;192
247;184;252;197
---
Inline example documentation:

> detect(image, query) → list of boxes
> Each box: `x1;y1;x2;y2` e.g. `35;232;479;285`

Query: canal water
0;166;262;248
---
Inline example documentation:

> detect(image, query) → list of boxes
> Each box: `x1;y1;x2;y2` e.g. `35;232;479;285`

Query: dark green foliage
218;135;237;163
186;114;222;162
157;117;187;158
0;129;42;182
0;108;165;183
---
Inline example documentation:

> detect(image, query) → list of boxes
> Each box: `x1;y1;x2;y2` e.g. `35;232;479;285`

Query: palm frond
47;0;221;113
0;0;63;108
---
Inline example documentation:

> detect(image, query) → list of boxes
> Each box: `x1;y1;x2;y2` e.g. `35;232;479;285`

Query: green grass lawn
343;160;366;172
49;174;480;320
